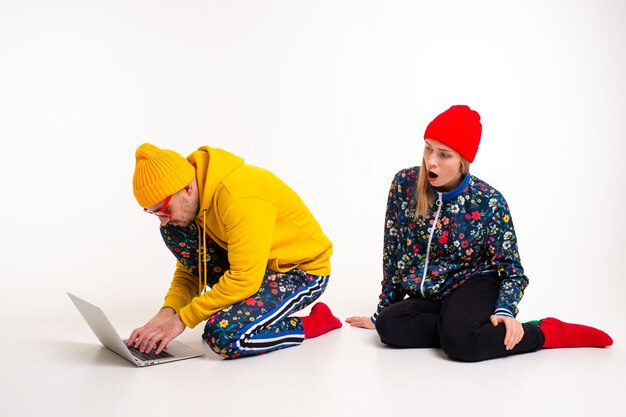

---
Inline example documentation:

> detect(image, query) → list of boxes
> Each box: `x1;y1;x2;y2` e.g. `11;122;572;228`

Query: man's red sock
300;303;342;339
538;317;613;349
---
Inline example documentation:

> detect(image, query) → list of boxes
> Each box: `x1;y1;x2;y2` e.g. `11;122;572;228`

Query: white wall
1;0;624;332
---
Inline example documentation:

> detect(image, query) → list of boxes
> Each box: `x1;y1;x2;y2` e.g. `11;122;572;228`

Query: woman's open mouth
428;171;439;180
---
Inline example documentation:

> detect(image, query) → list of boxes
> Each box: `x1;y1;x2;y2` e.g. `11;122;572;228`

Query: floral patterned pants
204;269;329;358
160;223;330;359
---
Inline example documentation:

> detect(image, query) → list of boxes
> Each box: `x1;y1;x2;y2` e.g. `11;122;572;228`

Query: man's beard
173;196;199;228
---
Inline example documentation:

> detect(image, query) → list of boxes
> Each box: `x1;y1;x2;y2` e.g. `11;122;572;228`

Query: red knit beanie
423;105;482;163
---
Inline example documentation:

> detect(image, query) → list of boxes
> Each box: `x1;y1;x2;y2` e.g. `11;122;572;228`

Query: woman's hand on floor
345;316;376;329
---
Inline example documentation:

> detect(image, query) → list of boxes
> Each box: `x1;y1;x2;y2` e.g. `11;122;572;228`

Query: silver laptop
67;292;204;367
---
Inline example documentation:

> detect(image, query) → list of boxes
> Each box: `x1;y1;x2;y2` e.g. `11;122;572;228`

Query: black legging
375;274;545;362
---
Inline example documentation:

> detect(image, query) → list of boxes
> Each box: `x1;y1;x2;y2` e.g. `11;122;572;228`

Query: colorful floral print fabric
376;167;527;320
161;222;227;288
203;271;328;359
160;222;329;358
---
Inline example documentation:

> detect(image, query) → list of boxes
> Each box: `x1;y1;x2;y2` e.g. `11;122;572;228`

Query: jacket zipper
420;192;443;298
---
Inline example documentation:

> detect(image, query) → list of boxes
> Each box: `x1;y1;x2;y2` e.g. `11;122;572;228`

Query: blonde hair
414;158;470;219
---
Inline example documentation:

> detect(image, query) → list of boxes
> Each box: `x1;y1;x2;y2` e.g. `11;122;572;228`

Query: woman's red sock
539;317;613;348
300;303;342;339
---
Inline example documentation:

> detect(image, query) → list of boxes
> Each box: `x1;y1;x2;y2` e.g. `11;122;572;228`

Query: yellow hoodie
162;146;333;328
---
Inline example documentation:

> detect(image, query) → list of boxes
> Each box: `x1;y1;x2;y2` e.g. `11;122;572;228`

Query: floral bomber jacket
373;167;528;322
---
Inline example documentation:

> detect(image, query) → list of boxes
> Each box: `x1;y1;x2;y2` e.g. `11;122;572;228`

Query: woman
346;105;612;362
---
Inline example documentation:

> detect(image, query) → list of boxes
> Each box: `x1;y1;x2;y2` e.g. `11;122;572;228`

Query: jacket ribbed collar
430;173;471;201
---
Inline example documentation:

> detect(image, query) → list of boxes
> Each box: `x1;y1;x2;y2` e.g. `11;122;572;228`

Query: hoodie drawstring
197;210;208;295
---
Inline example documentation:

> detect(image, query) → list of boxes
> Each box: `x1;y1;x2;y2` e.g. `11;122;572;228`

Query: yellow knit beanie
132;143;195;208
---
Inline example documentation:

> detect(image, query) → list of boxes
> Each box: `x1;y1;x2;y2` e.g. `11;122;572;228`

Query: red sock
539;317;613;349
300;303;342;339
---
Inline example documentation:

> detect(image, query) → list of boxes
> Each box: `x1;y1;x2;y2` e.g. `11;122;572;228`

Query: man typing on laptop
128;144;342;359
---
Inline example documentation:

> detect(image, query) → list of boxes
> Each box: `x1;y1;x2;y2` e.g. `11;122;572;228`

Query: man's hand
127;307;186;354
490;315;524;351
345;316;376;330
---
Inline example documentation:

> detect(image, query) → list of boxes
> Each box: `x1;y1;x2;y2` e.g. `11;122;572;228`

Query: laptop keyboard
126;343;174;361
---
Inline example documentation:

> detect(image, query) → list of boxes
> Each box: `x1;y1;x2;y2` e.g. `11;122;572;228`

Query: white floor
2;295;623;417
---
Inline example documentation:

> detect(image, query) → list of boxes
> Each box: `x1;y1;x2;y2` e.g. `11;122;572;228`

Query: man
128;143;341;359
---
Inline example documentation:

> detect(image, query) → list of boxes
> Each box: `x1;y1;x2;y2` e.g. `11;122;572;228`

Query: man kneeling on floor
128;143;341;359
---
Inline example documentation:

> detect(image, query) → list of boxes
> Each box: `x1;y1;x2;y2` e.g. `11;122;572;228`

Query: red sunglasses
144;195;172;219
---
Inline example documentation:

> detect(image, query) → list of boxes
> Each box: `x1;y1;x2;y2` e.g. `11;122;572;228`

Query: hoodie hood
187;146;245;215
